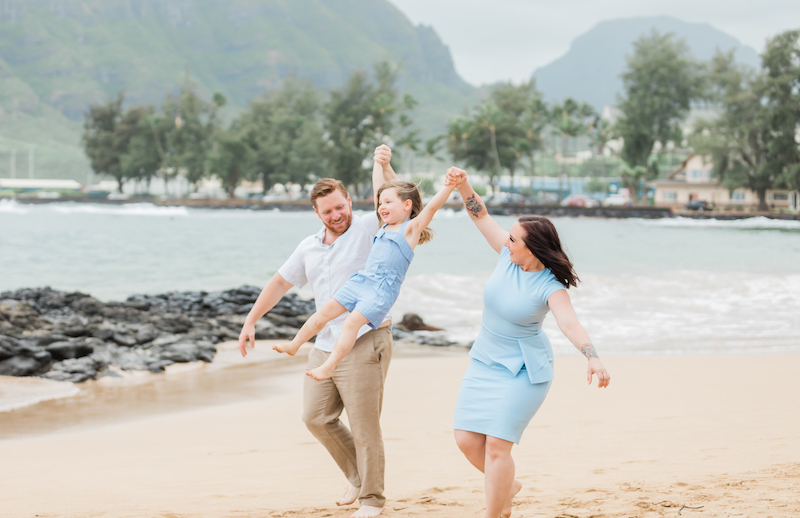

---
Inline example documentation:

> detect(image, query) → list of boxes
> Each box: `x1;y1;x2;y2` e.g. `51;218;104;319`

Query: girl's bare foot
501;479;522;518
272;341;301;355
337;485;360;506
306;362;335;381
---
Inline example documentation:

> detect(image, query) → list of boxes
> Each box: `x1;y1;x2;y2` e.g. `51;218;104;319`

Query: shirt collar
313;225;326;243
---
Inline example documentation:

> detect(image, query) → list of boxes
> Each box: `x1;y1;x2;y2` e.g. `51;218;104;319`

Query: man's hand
374;144;392;166
445;167;466;187
239;323;256;357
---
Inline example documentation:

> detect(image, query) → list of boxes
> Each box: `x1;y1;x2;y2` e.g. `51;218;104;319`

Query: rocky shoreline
11;196;800;220
0;286;458;384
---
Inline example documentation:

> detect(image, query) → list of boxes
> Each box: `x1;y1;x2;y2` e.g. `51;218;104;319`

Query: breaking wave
46;202;190;217
646;216;800;231
395;270;800;356
0;199;28;214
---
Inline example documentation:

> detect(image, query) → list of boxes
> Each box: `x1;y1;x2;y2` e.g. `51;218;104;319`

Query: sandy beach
1;343;798;518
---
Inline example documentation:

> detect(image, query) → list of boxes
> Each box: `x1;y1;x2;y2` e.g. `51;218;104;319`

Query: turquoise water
2;200;799;356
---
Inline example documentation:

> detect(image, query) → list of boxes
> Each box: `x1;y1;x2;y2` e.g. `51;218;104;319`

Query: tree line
83;29;800;208
616;28;800;209
447;27;800;208
82;62;420;198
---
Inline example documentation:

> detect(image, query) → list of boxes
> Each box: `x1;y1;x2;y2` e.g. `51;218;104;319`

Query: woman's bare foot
272;341;301;355
306;362;336;381
501;479;522;518
337;485;360;506
351;505;383;518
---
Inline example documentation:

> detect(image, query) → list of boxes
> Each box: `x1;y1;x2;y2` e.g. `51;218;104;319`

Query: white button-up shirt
277;212;390;352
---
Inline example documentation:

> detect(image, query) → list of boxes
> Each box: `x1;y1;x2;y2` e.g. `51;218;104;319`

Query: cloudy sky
388;0;800;86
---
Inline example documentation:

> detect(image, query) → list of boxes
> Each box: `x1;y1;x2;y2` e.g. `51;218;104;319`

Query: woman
447;168;610;518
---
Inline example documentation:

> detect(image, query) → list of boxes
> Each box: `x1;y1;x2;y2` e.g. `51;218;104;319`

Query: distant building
651;154;799;210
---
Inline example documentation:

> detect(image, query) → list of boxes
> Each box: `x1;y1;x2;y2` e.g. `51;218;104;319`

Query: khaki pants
302;326;393;507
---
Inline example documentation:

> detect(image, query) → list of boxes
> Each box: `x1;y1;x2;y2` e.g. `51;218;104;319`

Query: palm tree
550;98;595;200
422;135;446;172
448;103;516;195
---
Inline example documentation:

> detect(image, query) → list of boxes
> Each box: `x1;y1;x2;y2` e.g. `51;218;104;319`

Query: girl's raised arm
449;169;508;254
409;173;457;234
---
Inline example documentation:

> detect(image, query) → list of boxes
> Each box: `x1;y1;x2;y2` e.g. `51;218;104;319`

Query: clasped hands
444;167;467;187
374;144;392;166
373;145;466;189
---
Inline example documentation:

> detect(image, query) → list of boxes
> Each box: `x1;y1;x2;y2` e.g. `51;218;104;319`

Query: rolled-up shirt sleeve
277;241;309;288
271;215;381;352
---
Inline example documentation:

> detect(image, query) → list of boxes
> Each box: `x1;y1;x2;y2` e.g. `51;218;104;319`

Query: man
238;145;397;518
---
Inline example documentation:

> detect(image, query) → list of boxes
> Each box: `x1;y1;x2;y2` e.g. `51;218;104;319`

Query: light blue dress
454;246;565;444
334;219;414;329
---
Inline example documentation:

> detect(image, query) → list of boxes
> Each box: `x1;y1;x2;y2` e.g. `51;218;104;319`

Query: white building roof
0;179;82;190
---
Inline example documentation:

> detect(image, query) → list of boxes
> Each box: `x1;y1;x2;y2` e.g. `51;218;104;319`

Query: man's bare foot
351;505;383;518
337;485;360;506
306;362;335;381
501;479;522;518
272;341;301;355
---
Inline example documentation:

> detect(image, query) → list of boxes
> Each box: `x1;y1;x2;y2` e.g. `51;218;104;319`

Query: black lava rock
0;336;52;376
158;341;216;363
0;286;315;382
45;341;95;361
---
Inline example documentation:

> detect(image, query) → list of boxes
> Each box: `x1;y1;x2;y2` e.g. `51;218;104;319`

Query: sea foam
47;202;190;217
0;377;80;413
646;216;800;231
396;270;800;356
0;199;28;214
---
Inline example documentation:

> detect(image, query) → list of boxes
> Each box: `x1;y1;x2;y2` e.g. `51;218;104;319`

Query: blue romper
333;218;415;329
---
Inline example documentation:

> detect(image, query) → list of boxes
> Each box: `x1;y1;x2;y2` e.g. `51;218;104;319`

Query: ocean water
2;199;799;360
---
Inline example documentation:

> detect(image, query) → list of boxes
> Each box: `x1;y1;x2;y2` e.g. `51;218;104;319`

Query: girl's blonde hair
376;180;435;245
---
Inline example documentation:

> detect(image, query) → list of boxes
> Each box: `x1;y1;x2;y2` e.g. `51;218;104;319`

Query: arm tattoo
465;194;484;218
580;343;599;359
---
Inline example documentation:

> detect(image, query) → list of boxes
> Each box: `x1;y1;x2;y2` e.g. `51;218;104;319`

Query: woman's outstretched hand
445;167;466;187
587;358;610;388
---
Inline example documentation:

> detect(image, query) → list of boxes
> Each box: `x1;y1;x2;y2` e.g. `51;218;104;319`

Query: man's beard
323;212;352;235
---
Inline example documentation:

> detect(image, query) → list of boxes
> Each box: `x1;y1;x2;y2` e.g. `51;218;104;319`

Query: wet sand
0;340;307;438
1;344;798;517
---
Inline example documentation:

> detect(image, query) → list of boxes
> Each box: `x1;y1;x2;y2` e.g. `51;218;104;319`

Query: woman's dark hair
517;216;579;288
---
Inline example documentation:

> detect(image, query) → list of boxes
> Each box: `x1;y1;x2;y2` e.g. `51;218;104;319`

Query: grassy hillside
0;0;474;182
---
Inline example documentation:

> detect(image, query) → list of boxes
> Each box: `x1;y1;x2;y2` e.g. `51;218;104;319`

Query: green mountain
532;16;762;110
0;0;473;182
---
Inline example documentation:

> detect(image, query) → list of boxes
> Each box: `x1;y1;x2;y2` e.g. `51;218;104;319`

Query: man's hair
310;178;349;208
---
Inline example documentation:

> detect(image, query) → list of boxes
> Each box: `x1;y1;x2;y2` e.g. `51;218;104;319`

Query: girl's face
378;188;412;224
506;222;536;267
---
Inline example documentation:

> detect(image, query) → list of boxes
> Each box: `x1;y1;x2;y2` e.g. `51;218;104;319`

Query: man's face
314;190;353;235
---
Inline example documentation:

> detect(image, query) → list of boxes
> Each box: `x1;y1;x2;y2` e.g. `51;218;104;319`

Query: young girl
273;164;460;381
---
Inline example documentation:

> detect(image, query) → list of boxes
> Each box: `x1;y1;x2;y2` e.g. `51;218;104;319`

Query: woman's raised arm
449;169;508;254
